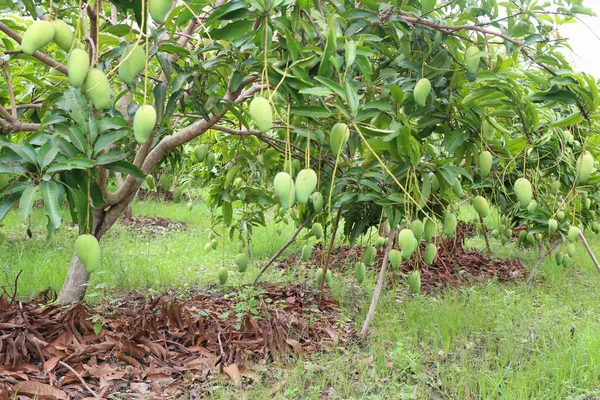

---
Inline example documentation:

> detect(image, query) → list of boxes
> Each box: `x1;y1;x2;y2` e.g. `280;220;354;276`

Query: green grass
3;200;600;399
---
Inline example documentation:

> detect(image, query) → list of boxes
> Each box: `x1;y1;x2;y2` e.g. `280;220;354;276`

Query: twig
526;240;560;285
318;207;343;294
1;61;17;118
253;212;317;284
479;214;490;253
578;230;600;274
10;270;22;305
58;361;99;398
360;228;398;337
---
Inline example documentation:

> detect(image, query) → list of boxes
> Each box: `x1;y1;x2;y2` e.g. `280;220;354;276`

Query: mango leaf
19;185;38;222
95;152;126;165
56;88;88;126
290;106;332;118
0;195;17;223
154;82;167;123
46;158;94;173
103;160;145;179
94;130;129;155
211;20;254;40
39;181;62;229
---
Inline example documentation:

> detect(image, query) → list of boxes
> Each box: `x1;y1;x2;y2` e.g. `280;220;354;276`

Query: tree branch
0;22;68;75
1;60;17;118
102;75;261;207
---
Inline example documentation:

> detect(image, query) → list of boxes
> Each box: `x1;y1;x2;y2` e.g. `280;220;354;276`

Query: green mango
134;104;157;144
413;78;431;107
311;192;324;213
274;172;295;209
75;234;101;273
443;213;457;238
301;244;313;262
424;243;437;265
159;174;171;191
479;151;493;177
217;267;228;284
576;153;594;184
21;21;55;55
118;44;146;85
355;262;366;284
236;253;248;272
311;223;323;239
295;168;317;204
149;0;172;24
472;196;489;218
389;249;401;269
84;68;112;109
514;178;532;208
68;49;90;88
330;123;350;157
407;270;421;294
398;229;417;259
423;218;436;242
464;46;480;74
52;19;74;51
249;97;272;133
173;187;183;203
363;246;376;265
194;144;209;163
411;220;424;241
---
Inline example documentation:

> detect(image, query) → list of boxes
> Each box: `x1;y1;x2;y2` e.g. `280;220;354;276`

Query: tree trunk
57;252;90;304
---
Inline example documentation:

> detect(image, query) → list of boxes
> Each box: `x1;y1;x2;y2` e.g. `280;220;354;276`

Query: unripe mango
424;243;437;265
301;244;313;262
492;229;500;239
295;168;317;204
206;153;216;170
233;177;243;190
526;232;535;247
568;226;580;242
274;171;295;209
518;230;528;243
389;249;401;269
222;202;233;226
75;234;101;273
118;44;146;85
563;253;573;267
355;262;366;284
423;218;436;242
236;253;248;272
68;49;90;88
527;200;537;214
204;242;212;251
555;251;564;265
211;238;218;249
548;218;558;233
444;213;457;238
557;210;565;221
411;220;424;241
465;46;480;74
21;21;55;55
145;175;156;190
363;245;376;265
159;174;171;191
479;151;493;177
482;118;495;140
134;104;157;144
149;0;172;24
550;180;561;192
249;97;272;133
375;236;386;249
84;68;112;109
407;270;421;294
514;178;532;208
173;187;183;203
195;144;209;163
311;191;324;212
187;201;193;211
311;222;323;239
217;266;228;284
399;229;417;259
566;242;576;257
413;78;431;107
330;123;350;157
315;268;332;286
452;180;463;196
576;153;594;184
472;196;489;218
52;19;74;51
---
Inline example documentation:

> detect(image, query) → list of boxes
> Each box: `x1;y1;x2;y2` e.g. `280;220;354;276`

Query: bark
57;253;91;304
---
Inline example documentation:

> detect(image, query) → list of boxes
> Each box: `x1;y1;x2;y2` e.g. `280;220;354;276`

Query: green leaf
19;185;38;222
95;151;126;165
37;141;60;170
46;158;94;173
22;0;37;19
318;24;337;77
345;79;359;116
39;181;62;229
290;106;332;118
298;87;334;96
103;160;145;179
94;130;129;155
154;82;167;124
155;52;171;82
0;195;17;223
105;23;134;36
56;88;88;126
211;20;254;40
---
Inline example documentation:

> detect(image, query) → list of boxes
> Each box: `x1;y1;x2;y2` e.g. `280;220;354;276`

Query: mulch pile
0;284;353;399
121;216;186;234
285;221;526;293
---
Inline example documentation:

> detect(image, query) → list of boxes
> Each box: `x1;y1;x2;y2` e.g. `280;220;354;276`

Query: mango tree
1;0;599;316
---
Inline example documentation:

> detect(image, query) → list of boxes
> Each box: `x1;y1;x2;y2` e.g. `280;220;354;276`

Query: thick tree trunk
57;253;90;304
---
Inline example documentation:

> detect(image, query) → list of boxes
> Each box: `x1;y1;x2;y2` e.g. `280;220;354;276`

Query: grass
2;199;600;399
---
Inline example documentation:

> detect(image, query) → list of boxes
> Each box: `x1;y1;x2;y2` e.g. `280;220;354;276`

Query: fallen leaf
222;363;241;386
43;356;61;373
14;381;67;400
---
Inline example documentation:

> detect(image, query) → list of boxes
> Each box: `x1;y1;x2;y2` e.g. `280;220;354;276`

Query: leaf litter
0;284;354;398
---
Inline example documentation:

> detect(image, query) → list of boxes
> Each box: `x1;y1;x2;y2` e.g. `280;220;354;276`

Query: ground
2;198;600;399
